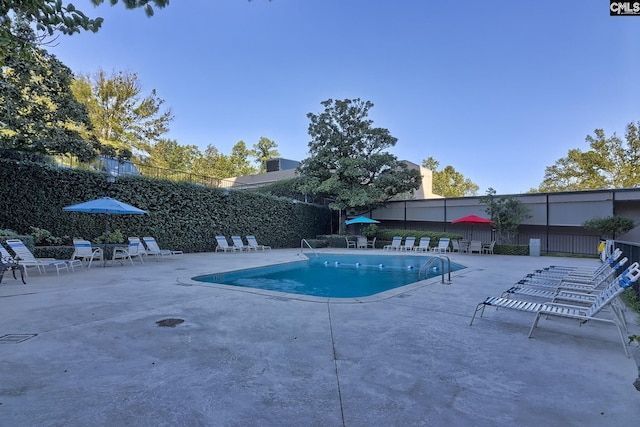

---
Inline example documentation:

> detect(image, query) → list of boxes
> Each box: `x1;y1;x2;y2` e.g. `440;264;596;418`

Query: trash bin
529;238;540;257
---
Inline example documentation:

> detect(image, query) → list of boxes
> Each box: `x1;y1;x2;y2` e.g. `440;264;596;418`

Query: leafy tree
1;0;169;65
253;136;280;172
229;141;259;177
583;216;635;239
537;123;640;192
422;156;479;197
192;144;226;180
0;23;101;161
479;188;531;244
253;177;310;201
190;142;258;181
299;98;422;233
144;138;201;172
71;69;173;158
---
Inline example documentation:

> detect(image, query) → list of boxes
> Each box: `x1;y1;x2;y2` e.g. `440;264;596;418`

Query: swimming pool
192;254;465;298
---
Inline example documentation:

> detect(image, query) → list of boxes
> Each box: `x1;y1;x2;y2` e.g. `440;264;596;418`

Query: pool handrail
419;255;451;284
300;239;319;257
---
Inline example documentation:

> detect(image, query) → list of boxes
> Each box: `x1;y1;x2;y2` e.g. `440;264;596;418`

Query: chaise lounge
6;239;72;275
246;235;271;251
215;236;240;253
470;262;640;357
142;236;183;261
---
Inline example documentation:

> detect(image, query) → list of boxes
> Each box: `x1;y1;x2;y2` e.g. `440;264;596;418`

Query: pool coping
177;254;473;304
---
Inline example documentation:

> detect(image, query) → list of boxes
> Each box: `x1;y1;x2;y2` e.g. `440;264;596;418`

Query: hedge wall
0;159;331;252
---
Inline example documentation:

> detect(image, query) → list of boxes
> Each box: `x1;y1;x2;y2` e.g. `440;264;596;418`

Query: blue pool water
192;254;465;298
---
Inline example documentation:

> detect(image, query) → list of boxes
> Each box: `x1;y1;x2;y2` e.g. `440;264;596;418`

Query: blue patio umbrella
63;197;147;247
345;216;380;235
345;216;380;225
63;197;147;215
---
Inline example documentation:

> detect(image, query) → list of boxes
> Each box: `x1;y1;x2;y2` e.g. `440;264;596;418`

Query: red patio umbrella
451;215;494;240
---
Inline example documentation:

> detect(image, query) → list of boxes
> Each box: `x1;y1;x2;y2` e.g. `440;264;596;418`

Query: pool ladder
300;239;319;257
419;255;451;284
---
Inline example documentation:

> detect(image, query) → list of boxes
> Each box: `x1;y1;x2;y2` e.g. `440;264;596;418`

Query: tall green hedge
0;159;331;252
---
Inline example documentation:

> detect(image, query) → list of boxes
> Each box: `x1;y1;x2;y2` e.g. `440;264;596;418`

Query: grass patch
621;288;640;347
622;288;640;314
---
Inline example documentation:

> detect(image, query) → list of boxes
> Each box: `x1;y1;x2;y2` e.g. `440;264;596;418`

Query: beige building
394;161;441;200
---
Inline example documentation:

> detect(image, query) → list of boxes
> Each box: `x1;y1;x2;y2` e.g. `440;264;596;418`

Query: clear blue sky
48;0;640;195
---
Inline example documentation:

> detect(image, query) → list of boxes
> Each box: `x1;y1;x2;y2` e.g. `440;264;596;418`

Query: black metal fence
516;230;601;256
379;220;602;256
133;162;240;188
54;155;251;189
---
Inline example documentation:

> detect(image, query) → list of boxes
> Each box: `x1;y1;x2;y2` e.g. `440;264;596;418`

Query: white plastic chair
470;262;640;357
6;239;70;275
112;240;144;265
231;236;254;251
469;240;482;254
246;236;271;251
413;237;430;252
431;238;450;253
400;237;415;251
142;236;183;260
215;236;240;253
482;241;496;254
366;237;377;249
383;237;402;251
72;239;103;269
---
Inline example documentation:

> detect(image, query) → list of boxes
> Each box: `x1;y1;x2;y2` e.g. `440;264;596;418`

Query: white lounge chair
503;257;629;311
128;240;144;263
535;249;623;278
383;236;402;251
504;257;629;298
503;258;631;327
400;236;415;251
231;236;254;251
451;239;460;253
431;238;450;253
142;236;183;261
128;237;148;263
112;240;144;265
470;262;640;357
71;239;103;269
413;237;430;252
5;239;71;275
246;236;271;251
215;236;239;253
520;251;624;287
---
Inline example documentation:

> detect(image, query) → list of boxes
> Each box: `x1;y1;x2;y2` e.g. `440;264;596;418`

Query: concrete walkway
1;249;639;426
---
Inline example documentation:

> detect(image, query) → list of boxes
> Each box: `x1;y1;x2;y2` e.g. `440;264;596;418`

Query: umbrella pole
104;217;109;267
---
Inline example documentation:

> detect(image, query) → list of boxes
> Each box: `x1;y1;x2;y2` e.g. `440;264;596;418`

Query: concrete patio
1;249;639;426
